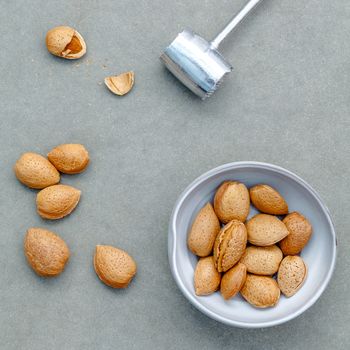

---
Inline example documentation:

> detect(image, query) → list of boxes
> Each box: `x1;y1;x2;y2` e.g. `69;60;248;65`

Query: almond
14;152;60;189
220;263;247;300
240;245;283;275
280;212;313;255
213;220;247;272
278;256;307;297
94;245;137;288
194;256;221;296
36;184;81;219
249;184;288;215
240;274;280;308
24;227;70;277
214;181;250;223
48;144;89;174
246;214;289;246
187;203;221;257
46;26;86;59
105;71;135;96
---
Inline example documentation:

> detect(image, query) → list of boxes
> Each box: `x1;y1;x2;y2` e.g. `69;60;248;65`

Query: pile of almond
15;145;137;288
188;182;312;308
14;144;89;219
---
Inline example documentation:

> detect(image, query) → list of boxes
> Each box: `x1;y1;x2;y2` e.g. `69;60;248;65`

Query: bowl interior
169;163;336;327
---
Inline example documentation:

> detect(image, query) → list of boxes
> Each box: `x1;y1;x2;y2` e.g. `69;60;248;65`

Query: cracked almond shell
105;71;134;96
36;184;81;219
213;220;247;272
246;214;289;246
220;263;247;300
48;144;89;174
194;256;221;296
46;26;86;59
240;274;280;308
24;227;70;277
94;245;137;288
214;181;250;223
240;245;283;275
187;203;221;257
249;184;288;215
280;212;313;255
278;256;307;297
14;152;60;189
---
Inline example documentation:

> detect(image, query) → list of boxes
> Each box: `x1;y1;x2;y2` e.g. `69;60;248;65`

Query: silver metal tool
160;0;263;99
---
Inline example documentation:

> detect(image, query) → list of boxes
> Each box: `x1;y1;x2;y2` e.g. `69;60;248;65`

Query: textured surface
0;0;349;349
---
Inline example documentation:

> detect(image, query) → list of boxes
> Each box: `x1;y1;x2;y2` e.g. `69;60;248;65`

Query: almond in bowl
240;274;280;308
246;214;289;246
280;212;313;255
214;181;250;223
187;203;221;257
213;220;247;272
194;256;221;296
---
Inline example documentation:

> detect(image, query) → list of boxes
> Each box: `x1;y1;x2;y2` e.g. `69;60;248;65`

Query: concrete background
0;0;349;349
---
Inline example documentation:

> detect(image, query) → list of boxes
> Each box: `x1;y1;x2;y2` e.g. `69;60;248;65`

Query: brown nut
214;181;250;223
24;227;70;277
220;263;247;300
46;26;86;59
246;214;289;246
36;184;81;220
48;144;89;174
249;184;288;215
277;256;307;297
187;203;221;257
240;274;280;308
105;71;135;96
213;220;247;272
240;245;283;275
94;245;137;288
280;212;312;255
14;152;60;189
194;256;221;296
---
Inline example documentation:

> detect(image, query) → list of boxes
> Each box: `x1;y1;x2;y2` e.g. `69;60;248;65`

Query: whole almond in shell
246;214;289;246
214;181;250;223
14;152;60;189
24;227;70;277
48;144;89;174
46;26;86;59
240;245;283;275
280;212;312;255
194;256;221;296
220;263;247;300
94;245;137;288
240;274;280;308
36;184;81;219
188;203;221;257
278;256;307;297
214;220;247;272
249;184;288;215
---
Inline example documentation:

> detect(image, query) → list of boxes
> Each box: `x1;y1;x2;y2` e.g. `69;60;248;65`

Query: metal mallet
160;0;263;99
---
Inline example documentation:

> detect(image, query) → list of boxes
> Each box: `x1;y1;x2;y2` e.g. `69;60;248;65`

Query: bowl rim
168;161;337;328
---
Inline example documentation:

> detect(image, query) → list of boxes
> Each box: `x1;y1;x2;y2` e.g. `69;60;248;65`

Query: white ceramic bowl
168;162;336;328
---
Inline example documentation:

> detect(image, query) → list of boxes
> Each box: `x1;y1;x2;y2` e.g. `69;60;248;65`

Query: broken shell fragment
104;71;135;96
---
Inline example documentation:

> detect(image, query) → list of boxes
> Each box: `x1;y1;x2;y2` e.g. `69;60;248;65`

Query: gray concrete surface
0;0;349;349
